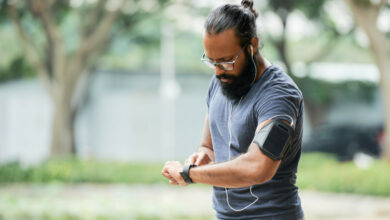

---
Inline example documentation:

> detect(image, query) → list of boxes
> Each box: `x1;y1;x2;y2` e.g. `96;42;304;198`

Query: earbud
250;45;253;56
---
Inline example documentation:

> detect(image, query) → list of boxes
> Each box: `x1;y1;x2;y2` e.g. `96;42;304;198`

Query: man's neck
255;53;271;81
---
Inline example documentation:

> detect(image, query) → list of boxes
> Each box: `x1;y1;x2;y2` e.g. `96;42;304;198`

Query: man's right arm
185;114;215;166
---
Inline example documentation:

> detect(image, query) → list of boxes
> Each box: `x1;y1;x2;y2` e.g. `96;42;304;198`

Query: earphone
225;97;259;212
222;44;296;211
225;97;295;212
249;45;256;85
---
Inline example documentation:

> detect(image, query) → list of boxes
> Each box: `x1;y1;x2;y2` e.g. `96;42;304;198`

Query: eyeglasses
201;47;245;71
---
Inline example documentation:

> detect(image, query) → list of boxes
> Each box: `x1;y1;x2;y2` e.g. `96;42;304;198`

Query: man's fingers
195;152;210;166
168;174;178;184
188;157;197;164
185;153;198;165
195;152;204;165
169;179;178;185
190;153;199;163
162;169;180;185
161;171;169;176
161;171;171;179
162;160;188;187
161;164;171;176
161;164;173;178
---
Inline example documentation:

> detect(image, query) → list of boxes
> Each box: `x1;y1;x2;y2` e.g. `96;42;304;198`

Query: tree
0;0;168;157
345;0;390;160
266;0;350;128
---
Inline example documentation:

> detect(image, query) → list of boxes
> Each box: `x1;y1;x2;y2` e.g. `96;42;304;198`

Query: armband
253;119;293;161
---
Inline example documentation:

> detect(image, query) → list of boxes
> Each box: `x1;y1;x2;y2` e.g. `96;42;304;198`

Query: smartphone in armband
253;119;294;161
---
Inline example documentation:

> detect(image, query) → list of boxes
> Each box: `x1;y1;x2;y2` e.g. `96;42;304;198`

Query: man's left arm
190;142;280;188
162;119;286;188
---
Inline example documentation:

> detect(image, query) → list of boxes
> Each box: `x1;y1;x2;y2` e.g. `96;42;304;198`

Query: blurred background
0;0;389;219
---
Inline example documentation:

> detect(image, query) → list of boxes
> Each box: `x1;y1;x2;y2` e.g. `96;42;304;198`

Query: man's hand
185;151;214;166
161;161;188;186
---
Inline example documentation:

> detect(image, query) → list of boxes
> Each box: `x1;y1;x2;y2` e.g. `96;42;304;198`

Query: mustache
216;74;237;80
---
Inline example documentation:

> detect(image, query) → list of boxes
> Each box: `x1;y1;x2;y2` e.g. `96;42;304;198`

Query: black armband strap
253;119;294;161
180;164;197;184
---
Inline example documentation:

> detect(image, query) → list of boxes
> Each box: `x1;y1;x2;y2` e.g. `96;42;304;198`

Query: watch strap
180;164;197;184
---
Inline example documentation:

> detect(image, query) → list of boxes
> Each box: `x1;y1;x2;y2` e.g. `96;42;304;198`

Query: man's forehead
203;29;241;60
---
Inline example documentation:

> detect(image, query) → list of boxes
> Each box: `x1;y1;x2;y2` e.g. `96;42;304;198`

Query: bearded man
162;1;305;219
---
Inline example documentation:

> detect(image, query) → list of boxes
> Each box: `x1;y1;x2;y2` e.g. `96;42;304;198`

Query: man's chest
209;91;258;157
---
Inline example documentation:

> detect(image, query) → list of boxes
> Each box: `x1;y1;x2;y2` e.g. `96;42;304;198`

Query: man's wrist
180;164;197;184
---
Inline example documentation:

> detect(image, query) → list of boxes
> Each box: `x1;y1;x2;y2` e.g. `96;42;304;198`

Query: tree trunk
50;87;76;157
8;0;126;157
381;72;390;160
345;0;390;160
274;10;293;76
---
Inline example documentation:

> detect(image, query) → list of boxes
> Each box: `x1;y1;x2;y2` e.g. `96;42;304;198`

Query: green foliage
0;0;171;80
268;0;327;21
0;0;7;21
0;56;35;82
289;35;372;64
51;1;72;23
1;154;390;196
294;76;378;107
297;153;390;196
0;158;166;184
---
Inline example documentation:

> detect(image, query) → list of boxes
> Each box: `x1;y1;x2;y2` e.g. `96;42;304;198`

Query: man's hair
204;0;259;48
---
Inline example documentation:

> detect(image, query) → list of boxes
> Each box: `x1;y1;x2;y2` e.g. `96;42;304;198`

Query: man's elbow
248;164;275;185
240;150;280;186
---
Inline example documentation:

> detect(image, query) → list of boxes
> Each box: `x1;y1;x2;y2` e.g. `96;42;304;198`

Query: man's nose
215;65;225;76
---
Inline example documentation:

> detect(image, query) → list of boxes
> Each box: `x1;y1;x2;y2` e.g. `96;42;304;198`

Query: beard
216;50;257;102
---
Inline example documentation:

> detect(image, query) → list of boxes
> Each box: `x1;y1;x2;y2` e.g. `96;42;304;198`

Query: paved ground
1;184;390;219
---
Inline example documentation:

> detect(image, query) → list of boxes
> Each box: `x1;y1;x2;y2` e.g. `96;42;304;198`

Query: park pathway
1;184;390;219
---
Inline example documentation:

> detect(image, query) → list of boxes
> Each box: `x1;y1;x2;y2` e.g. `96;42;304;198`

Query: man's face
203;29;256;101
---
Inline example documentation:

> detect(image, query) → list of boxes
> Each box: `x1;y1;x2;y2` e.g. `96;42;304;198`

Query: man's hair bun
241;0;258;18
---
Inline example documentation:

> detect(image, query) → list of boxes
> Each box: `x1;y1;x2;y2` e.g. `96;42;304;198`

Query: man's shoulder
260;65;303;99
249;65;303;110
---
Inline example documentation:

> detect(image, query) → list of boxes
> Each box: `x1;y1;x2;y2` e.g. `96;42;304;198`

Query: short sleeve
255;89;302;130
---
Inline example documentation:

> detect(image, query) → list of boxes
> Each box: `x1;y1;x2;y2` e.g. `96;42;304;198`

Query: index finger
186;153;198;165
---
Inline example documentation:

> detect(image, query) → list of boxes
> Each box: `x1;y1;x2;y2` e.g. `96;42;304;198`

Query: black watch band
180;164;197;184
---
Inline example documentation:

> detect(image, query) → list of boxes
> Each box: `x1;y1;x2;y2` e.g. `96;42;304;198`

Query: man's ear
248;37;259;54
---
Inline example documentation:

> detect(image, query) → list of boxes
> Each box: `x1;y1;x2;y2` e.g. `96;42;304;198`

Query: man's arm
185;114;215;165
163;119;287;188
191;119;296;188
162;114;215;185
190;141;279;188
190;119;281;188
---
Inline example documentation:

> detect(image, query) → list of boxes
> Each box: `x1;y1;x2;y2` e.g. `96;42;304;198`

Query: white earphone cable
225;97;259;212
223;47;295;212
250;46;257;86
269;114;295;129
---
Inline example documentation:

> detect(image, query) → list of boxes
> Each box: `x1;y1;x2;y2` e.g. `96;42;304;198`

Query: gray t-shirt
206;65;304;220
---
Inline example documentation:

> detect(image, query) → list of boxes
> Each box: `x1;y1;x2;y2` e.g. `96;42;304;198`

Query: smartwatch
180;164;197;184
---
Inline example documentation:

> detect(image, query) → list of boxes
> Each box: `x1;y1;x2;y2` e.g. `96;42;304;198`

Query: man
162;1;304;219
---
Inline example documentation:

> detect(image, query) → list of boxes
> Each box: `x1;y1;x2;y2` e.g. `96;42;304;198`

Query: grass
0;158;166;184
1;153;389;196
0;213;213;220
297;153;390;196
